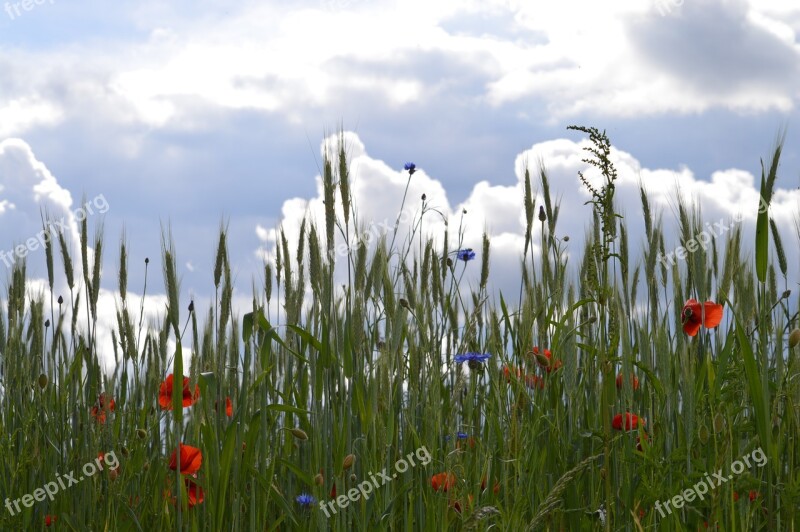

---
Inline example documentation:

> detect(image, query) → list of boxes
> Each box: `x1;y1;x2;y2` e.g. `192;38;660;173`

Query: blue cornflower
404;162;416;175
296;493;316;508
454;352;491;364
457;248;476;262
457;431;468;440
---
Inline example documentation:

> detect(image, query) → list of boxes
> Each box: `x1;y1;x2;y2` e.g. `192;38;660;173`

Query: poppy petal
702;302;723;328
683;319;702;336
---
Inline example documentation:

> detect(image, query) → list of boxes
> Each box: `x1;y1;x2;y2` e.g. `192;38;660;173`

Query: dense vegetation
1;127;798;530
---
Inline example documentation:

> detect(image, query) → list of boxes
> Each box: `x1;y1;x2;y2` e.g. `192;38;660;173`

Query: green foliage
0;130;797;531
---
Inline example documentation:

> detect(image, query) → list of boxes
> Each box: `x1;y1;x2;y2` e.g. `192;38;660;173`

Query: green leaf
755;184;769;283
732;309;771;465
215;420;239;531
243;311;254;343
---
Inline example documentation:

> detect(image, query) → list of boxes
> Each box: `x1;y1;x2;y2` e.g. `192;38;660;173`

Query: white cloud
0;98;63;138
262;131;800;308
1;0;796;139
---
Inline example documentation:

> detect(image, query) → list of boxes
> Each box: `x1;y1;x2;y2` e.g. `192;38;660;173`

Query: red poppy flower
214;397;233;417
431;472;456;492
681;299;723;336
615;373;639;391
502;365;521;382
45;515;57;527
531;347;562;373
749;490;759;502
165;477;204;508
525;374;544;390
636;432;651;451
90;393;116;424
330;482;337;499
733;491;740;502
159;374;200;410
186;477;204;507
612;412;644;431
168;443;203;475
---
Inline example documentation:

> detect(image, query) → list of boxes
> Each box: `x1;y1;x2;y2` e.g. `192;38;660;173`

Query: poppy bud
188;300;194;312
399;298;410;309
145;257;149;264
109;468;119;481
38;374;48;389
342;454;356;471
421;193;426;201
713;413;725;433
290;428;308;441
446;258;453;267
314;473;324;486
58;295;63;305
563;236;569;242
143;461;150;471
462;209;467;214
538;206;546;222
698;425;709;444
781;289;791;300
121;446;129;458
789;329;800;349
137;428;147;440
533;351;550;368
45;319;50;328
350;473;357;482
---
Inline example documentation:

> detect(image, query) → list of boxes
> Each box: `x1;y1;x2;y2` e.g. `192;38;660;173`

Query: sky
1;0;799;370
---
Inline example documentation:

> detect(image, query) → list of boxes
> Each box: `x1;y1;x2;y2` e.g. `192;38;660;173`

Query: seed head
713;413;725;433
290;427;308;441
789;328;800;349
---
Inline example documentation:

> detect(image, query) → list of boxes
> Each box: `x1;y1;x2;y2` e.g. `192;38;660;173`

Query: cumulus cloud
0;139;82;265
1;0;796;144
0;139;188;373
260;131;800;311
